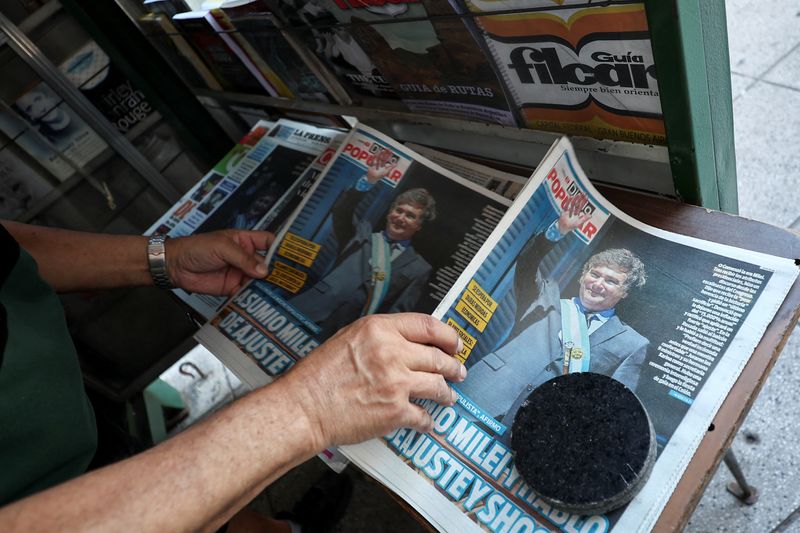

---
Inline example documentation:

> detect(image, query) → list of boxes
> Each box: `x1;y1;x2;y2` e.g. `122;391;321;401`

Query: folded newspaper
146;118;348;318
197;123;511;379
197;134;797;532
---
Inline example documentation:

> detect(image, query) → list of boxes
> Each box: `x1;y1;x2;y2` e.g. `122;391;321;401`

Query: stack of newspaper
161;118;797;532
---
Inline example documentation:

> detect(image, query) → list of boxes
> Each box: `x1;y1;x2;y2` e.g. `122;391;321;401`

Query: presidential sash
363;232;393;316
561;299;591;375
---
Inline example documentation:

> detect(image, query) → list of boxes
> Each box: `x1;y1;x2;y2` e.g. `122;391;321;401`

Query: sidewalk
685;1;800;531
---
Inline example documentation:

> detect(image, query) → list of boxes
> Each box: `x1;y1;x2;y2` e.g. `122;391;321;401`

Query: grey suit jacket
289;187;431;339
458;235;648;422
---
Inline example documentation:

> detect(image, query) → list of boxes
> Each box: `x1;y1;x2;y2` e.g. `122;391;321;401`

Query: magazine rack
72;0;736;212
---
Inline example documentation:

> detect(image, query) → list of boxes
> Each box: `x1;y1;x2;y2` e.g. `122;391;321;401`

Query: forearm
2;221;151;292
0;378;319;533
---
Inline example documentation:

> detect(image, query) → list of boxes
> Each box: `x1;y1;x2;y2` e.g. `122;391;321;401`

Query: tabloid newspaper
146;118;347;318
336;137;798;532
195;123;511;384
459;0;666;145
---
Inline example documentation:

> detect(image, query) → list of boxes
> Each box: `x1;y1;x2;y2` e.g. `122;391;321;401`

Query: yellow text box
447;318;476;364
278;233;321;267
467;280;497;313
461;291;493;323
455;300;487;333
266;261;307;294
284;232;321;254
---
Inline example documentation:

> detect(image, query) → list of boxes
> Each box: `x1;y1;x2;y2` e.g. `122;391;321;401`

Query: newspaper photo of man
459;193;649;423
289;153;436;340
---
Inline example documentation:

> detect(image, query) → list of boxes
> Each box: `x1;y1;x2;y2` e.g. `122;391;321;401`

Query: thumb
218;237;268;278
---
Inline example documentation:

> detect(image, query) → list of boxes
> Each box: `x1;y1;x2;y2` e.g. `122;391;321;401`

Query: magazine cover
172;11;275;94
59;41;156;135
461;0;666;144
213;3;334;103
0;83;108;180
138;12;224;90
195;124;511;382
147;119;347;318
338;137;797;532
269;0;400;99
316;0;518;125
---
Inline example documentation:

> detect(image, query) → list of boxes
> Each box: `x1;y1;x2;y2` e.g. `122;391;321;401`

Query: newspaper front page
196;123;511;385
337;137;798;532
146;118;347;318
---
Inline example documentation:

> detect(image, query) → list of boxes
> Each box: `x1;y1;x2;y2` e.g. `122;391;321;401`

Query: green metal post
645;0;738;213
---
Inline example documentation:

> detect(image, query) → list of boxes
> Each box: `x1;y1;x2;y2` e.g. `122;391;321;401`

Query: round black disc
511;373;655;515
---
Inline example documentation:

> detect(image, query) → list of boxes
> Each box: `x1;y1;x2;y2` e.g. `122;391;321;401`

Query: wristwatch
147;234;174;290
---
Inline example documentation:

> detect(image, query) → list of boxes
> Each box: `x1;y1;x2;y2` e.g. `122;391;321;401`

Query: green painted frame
645;0;738;213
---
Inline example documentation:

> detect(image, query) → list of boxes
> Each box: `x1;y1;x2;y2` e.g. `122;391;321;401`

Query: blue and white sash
363;232;392;315
560;299;591;374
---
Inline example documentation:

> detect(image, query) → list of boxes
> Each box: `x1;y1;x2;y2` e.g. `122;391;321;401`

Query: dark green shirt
0;224;97;505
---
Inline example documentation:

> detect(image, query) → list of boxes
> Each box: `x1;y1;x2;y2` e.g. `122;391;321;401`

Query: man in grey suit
289;168;436;340
459;195;648;424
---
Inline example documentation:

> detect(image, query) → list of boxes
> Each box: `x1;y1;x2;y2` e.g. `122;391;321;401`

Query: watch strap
147;235;174;290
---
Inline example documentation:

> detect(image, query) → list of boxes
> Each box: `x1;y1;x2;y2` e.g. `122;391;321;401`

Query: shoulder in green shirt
0;224;97;505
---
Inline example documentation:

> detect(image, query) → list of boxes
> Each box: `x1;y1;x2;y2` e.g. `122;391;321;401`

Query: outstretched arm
513;193;592;307
2;221;273;295
0;313;466;532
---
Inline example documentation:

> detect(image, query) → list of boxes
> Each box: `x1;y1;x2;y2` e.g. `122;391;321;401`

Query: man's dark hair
581;248;646;292
391;188;436;225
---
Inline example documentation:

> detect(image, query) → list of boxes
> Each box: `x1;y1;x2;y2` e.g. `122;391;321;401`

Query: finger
235;230;275;253
569;194;583;218
401;403;434;434
218;238;268;278
406;345;466;382
391;314;462;354
409;372;458;405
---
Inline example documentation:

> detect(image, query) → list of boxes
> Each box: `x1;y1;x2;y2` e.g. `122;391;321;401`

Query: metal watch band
147;235;174;290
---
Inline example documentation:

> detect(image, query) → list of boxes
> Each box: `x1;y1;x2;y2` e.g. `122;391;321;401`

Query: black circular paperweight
511;373;656;515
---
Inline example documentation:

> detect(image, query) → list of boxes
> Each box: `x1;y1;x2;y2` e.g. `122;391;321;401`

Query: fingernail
256;263;267;276
456;337;464;354
459;363;467;381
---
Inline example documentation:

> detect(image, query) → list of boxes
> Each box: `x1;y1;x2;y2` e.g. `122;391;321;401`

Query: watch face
511;372;655;515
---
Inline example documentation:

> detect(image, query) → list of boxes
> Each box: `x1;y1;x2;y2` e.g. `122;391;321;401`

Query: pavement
159;1;800;531
685;1;800;532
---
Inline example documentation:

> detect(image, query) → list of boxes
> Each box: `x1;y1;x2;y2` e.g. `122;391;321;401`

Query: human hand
557;192;592;235
281;313;466;449
365;148;398;184
166;230;274;295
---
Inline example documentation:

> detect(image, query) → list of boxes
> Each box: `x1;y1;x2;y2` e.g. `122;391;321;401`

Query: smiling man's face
385;202;424;241
578;265;629;312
